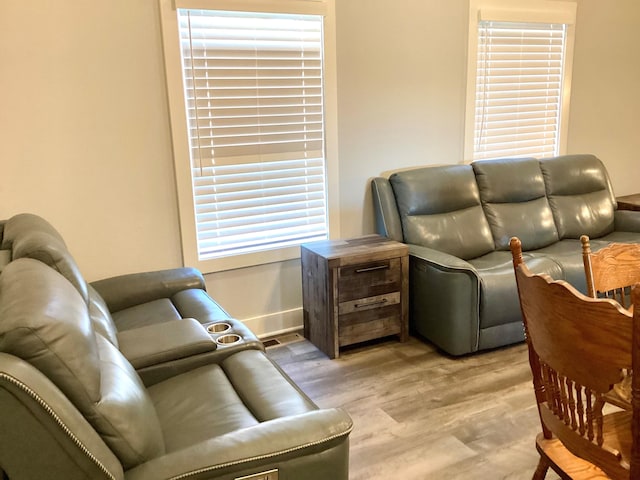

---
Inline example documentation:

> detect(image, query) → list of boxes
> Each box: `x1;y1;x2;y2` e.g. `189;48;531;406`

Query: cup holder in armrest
207;322;231;334
215;333;242;346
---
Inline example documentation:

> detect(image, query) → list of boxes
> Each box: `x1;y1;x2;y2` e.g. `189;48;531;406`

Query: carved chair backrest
581;235;640;311
510;237;640;479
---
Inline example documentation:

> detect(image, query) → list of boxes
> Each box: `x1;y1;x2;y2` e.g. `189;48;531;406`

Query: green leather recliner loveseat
0;214;352;479
372;154;640;356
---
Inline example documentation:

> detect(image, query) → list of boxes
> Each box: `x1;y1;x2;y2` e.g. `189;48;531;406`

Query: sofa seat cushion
467;250;514;271
532;235;640;293
148;363;260;453
528;238;586;256
112;298;182;330
599;231;640;244
469;252;563;329
148;350;317;453
221;349;317;421
527;239;608;293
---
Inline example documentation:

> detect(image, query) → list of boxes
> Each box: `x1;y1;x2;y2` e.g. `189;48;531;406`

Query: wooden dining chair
510;237;640;480
581;236;640;410
581;235;640;311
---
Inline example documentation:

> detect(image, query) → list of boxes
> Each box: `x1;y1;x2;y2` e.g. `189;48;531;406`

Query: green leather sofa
0;214;352;479
0;213;266;385
372;154;640;356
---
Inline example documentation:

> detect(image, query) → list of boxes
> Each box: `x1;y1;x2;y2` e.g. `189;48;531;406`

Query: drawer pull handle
355;265;388;273
355;298;388;309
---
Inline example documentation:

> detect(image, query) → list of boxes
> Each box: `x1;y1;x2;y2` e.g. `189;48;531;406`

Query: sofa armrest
408;244;477;272
91;267;206;313
614;210;640;232
124;408;353;480
406;244;482;356
116;318;216;370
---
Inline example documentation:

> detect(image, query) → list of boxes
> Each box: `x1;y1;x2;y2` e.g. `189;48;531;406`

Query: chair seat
536;434;610;480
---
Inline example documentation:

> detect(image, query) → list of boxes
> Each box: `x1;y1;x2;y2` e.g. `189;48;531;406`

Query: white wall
567;0;640;196
336;0;469;237
0;1;182;279
1;0;639;337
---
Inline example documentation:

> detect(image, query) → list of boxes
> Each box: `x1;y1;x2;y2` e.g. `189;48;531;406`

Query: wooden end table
616;194;640;212
301;235;409;359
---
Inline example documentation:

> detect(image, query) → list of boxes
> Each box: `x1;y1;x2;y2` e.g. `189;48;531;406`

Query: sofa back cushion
0;249;9;272
473;157;559;251
2;214;119;346
389;165;494;260
3;214;89;302
0;259;102;403
88;285;120;345
1;213;67;248
539;154;616;239
0;259;165;469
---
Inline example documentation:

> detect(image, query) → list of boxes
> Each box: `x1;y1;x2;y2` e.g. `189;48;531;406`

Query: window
159;0;338;272
464;0;577;161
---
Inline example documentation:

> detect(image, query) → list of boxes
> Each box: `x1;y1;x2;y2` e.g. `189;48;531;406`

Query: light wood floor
267;334;561;480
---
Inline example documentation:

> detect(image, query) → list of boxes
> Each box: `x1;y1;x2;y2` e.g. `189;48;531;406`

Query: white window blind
473;21;567;160
177;9;328;260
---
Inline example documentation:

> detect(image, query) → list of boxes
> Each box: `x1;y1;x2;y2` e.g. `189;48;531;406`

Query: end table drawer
338;258;402;302
338;304;402;347
338;292;400;315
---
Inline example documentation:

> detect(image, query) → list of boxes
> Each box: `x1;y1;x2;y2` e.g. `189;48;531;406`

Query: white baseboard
241;307;304;339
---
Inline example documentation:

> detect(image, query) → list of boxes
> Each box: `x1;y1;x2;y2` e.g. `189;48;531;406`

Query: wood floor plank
267;335;562;479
